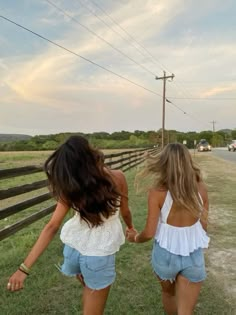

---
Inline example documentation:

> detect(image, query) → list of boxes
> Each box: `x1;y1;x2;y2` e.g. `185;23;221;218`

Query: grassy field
0;149;137;169
0;152;235;314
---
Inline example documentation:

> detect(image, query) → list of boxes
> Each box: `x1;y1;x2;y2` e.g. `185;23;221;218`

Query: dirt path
194;152;236;309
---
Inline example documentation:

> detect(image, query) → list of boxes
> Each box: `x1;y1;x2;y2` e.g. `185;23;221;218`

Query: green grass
0;151;52;169
0;155;235;314
0;149;135;169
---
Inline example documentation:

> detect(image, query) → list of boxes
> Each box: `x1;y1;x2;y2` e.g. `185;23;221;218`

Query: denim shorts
151;241;206;283
59;245;116;290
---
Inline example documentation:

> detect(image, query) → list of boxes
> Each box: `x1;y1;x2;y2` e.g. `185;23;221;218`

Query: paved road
211;147;236;163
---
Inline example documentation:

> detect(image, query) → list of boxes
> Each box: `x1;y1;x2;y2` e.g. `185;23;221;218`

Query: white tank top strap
160;190;173;223
198;192;203;205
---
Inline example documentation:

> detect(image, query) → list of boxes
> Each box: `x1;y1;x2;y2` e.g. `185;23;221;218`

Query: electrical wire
87;0;236;102
167;96;236;101
87;0;173;74
166;99;212;129
45;0;158;78
75;0;165;72
0;14;162;98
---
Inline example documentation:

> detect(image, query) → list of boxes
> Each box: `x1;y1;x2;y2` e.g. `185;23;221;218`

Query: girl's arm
198;182;209;231
113;170;133;229
127;189;161;243
7;201;70;292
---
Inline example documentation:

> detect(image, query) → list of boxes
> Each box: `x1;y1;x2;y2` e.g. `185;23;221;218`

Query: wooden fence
0;147;159;241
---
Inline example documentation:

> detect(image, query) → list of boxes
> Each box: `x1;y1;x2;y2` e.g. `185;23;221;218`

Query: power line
166;99;212;129
166;98;186;114
2;13;221;124
45;0;157;77
0;14;162;98
87;0;173;74
1;13;214;129
85;0;233;104
76;0;158;67
167;96;236;101
79;0;197;103
174;79;236;83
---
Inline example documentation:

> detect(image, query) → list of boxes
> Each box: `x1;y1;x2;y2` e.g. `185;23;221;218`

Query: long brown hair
44;135;120;227
138;143;204;218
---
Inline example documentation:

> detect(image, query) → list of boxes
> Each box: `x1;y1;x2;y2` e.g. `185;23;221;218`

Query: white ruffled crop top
155;191;210;256
60;210;125;256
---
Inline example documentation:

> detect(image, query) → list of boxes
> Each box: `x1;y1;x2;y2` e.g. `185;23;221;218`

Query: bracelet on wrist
20;263;31;274
18;268;29;276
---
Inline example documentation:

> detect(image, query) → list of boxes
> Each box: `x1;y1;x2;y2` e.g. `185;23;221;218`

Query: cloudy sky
0;0;235;135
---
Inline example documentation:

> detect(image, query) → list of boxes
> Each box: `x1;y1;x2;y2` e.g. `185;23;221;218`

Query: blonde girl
127;143;209;315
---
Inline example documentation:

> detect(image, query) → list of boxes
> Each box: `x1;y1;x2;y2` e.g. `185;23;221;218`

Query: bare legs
158;276;177;315
157;275;202;315
82;285;111;315
176;275;202;315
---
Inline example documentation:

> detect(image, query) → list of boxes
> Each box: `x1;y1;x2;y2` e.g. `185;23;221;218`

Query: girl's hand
7;269;27;292
126;229;138;242
125;226;137;238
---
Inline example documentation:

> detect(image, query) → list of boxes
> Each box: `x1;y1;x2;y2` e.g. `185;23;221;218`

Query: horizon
0;127;233;138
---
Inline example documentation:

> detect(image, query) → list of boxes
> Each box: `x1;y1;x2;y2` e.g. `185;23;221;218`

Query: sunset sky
1;0;236;135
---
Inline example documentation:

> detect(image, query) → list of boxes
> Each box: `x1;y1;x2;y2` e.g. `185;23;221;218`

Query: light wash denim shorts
152;241;206;283
59;245;116;290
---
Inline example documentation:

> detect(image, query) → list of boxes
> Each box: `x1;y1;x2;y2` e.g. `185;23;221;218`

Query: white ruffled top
155;191;210;256
60;210;125;256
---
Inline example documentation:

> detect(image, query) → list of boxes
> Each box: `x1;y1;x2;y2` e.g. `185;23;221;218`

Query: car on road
227;140;236;152
197;140;212;152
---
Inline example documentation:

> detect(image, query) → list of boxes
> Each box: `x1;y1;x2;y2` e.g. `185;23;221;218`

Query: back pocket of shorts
153;243;171;267
85;256;111;272
191;249;204;267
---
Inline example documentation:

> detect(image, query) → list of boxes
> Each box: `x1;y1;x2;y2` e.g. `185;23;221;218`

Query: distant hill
0;134;32;142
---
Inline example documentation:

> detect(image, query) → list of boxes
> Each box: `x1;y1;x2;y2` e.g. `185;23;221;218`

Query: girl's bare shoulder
109;169;125;180
148;187;167;205
149;187;168;194
107;168;126;187
197;181;208;201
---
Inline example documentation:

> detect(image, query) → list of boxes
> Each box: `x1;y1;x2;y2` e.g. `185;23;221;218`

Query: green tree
42;141;58;150
231;129;236;139
211;134;224;147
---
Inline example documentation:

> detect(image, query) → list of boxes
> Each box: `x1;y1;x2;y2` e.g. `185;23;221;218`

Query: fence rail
0;147;159;241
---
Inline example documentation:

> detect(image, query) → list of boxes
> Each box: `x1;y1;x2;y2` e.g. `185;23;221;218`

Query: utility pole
210;120;216;132
156;71;175;148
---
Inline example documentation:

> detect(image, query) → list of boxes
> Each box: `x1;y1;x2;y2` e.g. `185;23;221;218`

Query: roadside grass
194;153;236;308
0;153;235;314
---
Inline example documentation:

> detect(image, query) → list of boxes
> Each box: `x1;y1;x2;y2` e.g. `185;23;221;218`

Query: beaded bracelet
20;263;31;274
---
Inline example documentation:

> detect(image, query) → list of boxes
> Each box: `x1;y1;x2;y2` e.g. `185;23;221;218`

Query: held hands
7;269;27;292
125;226;138;242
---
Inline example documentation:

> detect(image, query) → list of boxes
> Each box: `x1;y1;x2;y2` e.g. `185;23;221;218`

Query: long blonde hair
138;143;204;218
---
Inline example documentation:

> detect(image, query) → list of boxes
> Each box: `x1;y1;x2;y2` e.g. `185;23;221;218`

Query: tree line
0;129;235;151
